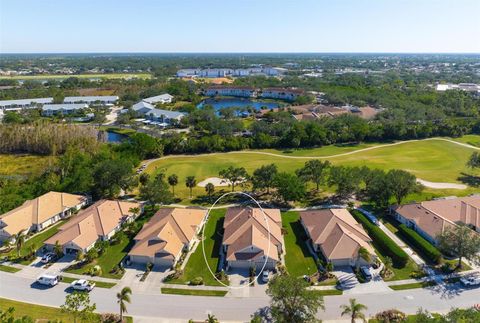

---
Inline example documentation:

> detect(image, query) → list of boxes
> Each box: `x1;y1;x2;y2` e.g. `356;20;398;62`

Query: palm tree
129;207;140;219
205;182;215;200
168;174;179;196
117;286;132;322
14;230;26;258
205;314;219;323
340;298;368;323
54;240;63;258
356;247;371;270
185;176;196;199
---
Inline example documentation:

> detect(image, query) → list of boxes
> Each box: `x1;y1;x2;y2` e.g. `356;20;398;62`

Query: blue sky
0;0;479;53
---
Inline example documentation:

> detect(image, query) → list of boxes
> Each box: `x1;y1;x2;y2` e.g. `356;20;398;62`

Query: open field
146;137;480;201
0;73;151;80
0;154;54;176
281;212;318;278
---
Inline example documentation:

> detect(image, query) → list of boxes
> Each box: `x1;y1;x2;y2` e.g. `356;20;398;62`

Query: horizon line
1;51;480;55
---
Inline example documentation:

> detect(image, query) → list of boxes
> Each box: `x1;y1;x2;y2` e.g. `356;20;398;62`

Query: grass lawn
5;219;67;265
65;235;133;279
60;276;116;288
169;209;226;286
0;73;151;80
161;288;227;297
0;264;21;273
389;281;437;291
311;289;343;296
0;297;133;323
0;154;54;176
281;211;318;278
146;137;480;201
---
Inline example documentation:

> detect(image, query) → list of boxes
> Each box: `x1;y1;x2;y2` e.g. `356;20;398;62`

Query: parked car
41;252;56;264
262;270;270;283
460;275;480;287
70;279;95;291
360;266;373;281
36;273;59;286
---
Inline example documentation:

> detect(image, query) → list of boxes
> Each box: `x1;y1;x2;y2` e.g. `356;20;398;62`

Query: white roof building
142;94;174;104
0;97;54;110
42;103;88;115
63;96;119;104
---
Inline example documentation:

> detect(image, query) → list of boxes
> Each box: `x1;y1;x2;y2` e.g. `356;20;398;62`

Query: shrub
352;211;409;267
190;277;204;285
398;224;442;264
374;309;407;322
100;313;121;323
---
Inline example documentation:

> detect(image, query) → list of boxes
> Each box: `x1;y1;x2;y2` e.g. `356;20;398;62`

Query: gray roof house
42;103;88;116
143;94;174;105
132;101;185;124
0;98;54;111
63;96;119;104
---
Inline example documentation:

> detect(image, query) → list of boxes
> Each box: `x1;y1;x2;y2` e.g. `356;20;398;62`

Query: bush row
352;210;409;267
398;224;443;264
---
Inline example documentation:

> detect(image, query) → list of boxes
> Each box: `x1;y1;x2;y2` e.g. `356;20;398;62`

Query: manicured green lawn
389;281;437;290
169;209;227;286
0;154;54;176
161;288;227;297
146;137;480;201
311;289;343;296
281;211;318;278
65;235;133;279
0;264;21;273
60;276;116;288
0;297;133;323
6;220;67;265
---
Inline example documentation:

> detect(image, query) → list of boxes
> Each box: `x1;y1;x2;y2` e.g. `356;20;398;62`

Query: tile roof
222;207;283;262
300;209;374;261
128;208;206;259
0;192;86;236
44;200;140;249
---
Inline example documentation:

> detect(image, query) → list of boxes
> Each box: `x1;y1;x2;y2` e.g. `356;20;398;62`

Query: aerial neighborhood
1;51;480;323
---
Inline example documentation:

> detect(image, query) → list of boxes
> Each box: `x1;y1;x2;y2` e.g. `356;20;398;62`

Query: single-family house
128;208;206;268
392;195;480;244
41;103;88;116
44;200;141;254
222;207;284;271
0;192;86;242
300;209;376;267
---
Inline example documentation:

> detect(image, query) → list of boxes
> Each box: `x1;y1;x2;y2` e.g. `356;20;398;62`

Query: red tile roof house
128;208;207;269
300;209;376;267
222;207;284;271
44;200;141;254
391;195;480;245
0;191;87;242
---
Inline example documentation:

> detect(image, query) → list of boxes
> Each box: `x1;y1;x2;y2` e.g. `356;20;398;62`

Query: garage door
154;256;173;268
228;260;253;270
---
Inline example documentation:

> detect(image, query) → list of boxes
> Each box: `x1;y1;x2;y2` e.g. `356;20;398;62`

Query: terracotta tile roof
128;208;206;259
222;207;283;262
44;200;140;249
300;209;374;261
393;195;480;239
0;191;85;236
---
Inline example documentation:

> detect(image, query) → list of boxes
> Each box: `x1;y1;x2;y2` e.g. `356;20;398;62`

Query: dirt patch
416;179;467;190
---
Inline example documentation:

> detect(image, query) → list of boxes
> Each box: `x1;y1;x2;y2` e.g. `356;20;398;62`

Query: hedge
398;224;442;264
351;210;409;267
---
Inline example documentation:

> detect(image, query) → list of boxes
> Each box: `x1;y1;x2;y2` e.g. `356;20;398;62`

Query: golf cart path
144;137;478;189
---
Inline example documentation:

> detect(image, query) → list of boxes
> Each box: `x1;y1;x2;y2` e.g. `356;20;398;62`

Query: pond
197;98;280;113
106;131;128;143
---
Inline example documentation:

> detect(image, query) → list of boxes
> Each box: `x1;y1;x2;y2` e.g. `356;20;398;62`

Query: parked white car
360;266;373;281
36;273;59;286
262;270;270;283
70;279;95;291
460;275;480;287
